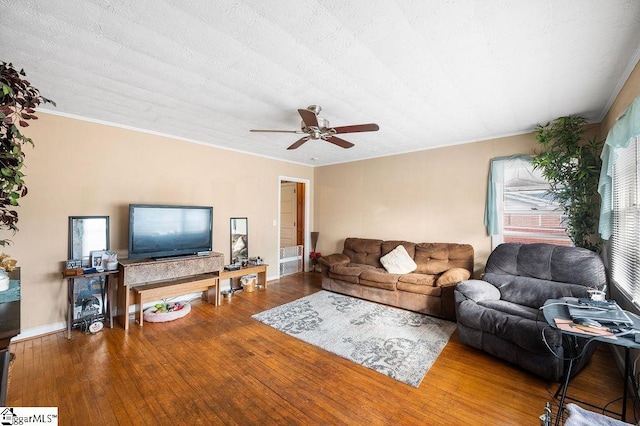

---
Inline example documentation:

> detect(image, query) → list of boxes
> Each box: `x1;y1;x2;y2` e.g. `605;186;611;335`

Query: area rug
252;291;456;387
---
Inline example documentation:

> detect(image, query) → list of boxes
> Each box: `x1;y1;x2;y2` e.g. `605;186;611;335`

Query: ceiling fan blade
332;123;379;134
250;129;301;133
298;109;319;127
325;135;354;149
287;136;310;150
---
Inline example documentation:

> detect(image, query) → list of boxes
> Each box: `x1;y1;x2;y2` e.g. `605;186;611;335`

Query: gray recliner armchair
454;243;607;381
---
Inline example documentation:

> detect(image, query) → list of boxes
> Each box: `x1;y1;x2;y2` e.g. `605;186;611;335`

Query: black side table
0;268;20;406
542;298;640;424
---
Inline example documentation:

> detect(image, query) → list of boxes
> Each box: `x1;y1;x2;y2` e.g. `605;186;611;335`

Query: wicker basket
242;280;256;292
241;274;257;292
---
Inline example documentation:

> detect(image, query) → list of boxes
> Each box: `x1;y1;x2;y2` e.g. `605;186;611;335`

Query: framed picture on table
90;250;107;270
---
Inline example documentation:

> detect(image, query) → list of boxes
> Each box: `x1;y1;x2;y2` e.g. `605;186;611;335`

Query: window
611;137;640;303
486;156;572;249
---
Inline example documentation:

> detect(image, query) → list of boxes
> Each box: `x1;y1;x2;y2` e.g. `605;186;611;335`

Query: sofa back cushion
482;273;592;309
342;238;384;267
414;243;474;275
484;243;607;307
381;240;416;258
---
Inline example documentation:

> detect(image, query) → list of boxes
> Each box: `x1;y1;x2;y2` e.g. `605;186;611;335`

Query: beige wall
314;133;540;274
14;113;313;332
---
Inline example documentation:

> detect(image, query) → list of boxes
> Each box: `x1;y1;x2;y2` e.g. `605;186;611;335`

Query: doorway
279;177;308;276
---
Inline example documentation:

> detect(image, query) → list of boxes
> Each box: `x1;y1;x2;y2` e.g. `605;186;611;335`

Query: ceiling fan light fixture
251;104;378;150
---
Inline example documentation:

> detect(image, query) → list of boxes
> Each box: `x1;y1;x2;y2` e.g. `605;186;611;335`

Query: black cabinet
0;268;20;406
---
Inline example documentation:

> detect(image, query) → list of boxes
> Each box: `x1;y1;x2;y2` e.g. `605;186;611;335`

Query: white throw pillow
380;245;417;274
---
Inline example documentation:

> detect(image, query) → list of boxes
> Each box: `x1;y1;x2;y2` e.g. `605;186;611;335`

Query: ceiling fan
250;105;379;150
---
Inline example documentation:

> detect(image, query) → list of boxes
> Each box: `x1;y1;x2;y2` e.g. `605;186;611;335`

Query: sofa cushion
483;272;591;309
397;274;441;296
318;253;350;268
380;244;417;274
343;238;384;267
397;273;437;286
414;243;474;275
359;269;400;291
436;267;471;286
486;243;606;289
328;263;376;284
381;240;416;258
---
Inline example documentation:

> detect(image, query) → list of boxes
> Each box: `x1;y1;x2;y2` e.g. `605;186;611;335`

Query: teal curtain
598;95;640;240
484;155;533;236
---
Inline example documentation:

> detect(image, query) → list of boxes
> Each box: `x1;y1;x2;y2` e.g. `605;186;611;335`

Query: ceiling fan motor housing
251;104;378;149
302;117;330;138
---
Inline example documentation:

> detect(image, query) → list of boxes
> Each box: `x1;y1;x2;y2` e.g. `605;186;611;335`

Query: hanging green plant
532;115;603;252
0;61;55;246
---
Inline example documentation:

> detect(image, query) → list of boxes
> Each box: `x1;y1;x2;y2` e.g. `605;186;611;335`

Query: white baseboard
12;322;66;342
12;275;280;341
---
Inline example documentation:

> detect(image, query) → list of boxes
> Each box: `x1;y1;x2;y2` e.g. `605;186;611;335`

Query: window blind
611;137;640;304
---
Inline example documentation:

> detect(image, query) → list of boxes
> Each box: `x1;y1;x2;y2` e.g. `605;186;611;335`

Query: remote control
577;298;618;309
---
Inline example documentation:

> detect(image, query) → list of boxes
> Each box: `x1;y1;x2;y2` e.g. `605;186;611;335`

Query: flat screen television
128;204;213;259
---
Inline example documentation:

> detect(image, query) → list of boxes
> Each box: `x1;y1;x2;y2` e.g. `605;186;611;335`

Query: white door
280;182;297;248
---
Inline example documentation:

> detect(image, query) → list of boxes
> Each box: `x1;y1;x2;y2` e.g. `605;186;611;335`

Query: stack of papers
553;318;616;338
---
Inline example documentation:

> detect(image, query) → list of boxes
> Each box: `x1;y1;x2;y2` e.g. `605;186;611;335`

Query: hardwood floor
7;273;635;425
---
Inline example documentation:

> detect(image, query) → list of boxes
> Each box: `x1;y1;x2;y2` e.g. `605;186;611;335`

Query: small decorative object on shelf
249;256;264;266
62;268;84;277
90;250;107;271
66;259;83;269
0;253;17;292
310;251;322;272
102;251;118;271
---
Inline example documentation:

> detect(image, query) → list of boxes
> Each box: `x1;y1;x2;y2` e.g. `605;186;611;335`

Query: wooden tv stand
117;253;224;330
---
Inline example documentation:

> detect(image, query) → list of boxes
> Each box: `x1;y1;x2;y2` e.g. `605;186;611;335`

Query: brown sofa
318;238;474;321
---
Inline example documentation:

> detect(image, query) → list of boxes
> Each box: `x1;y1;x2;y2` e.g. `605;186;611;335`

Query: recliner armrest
318;253;350;268
455;279;501;302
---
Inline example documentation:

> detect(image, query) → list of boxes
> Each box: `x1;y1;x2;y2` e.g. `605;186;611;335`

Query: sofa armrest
454;279;501;303
436;267;472;287
318;253;350;268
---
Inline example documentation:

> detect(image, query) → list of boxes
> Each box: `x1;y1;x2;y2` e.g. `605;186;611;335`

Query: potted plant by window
532;115;603;252
0;62;54;247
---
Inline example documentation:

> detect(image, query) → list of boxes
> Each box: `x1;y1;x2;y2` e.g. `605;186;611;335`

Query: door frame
278;175;310;276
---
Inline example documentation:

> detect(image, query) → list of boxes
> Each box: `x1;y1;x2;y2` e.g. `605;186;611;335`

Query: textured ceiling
3;0;640;166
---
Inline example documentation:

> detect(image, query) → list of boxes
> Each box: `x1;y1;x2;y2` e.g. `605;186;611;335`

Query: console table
0;268;20;406
217;264;268;297
117;253;224;330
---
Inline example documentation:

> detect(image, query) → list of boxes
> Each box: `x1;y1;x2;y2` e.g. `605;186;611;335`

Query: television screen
128;204;213;259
